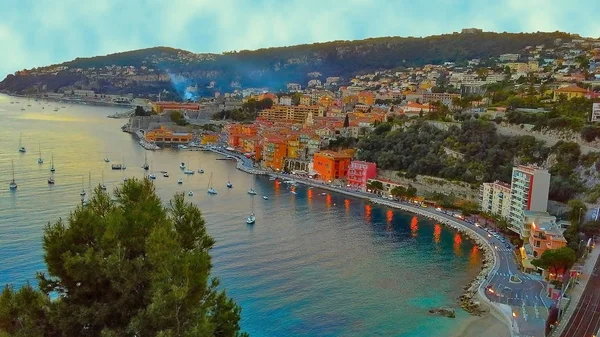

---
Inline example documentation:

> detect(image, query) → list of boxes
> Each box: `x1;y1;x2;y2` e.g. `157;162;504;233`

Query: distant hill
0;31;576;98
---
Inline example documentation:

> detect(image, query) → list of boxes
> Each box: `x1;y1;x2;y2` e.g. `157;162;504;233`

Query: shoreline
205;147;512;335
1;92;134;109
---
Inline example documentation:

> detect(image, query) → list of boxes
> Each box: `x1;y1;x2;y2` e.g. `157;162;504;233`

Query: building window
533;251;538;258
534;240;540;248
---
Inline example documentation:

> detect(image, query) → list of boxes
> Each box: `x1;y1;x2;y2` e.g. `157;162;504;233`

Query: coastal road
207;145;551;337
559;255;600;337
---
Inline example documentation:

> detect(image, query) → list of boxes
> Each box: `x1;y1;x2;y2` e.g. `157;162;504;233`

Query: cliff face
0;31;574;96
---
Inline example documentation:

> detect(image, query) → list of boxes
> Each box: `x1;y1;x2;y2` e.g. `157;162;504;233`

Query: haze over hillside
0;30;580;98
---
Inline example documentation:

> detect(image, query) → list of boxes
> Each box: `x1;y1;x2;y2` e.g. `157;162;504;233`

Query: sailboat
50;154;55;172
82;172;92;206
207;173;217;194
246;197;256;224
37;143;43;164
47;176;55;185
101;170;107;190
18;133;26;153
142;152;149;170
9;160;17;190
148;161;156;179
188;191;194;196
197;158;204;174
80;176;86;196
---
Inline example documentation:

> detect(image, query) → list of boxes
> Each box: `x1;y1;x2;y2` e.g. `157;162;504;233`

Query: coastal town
3;30;600;337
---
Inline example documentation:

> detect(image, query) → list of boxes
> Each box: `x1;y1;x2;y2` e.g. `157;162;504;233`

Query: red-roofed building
553;85;589;100
263;136;287;171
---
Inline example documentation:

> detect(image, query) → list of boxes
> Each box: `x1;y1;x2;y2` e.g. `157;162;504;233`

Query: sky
1;0;600;79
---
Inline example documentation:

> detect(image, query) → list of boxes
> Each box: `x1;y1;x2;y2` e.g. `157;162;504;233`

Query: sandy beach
452;312;510;337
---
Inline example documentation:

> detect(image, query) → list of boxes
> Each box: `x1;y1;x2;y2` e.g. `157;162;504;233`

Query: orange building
263;136;287;171
529;222;567;259
313;151;352;182
145;126;193;144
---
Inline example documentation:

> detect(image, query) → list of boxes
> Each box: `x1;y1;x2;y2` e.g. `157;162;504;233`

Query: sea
0;93;482;337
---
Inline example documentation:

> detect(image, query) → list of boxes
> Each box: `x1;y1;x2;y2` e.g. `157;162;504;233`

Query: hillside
0;31;575;97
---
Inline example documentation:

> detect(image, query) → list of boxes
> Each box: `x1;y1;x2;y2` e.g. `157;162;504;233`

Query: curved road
210;144;552;337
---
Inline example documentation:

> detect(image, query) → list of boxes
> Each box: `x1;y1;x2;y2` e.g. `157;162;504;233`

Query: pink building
347;161;377;191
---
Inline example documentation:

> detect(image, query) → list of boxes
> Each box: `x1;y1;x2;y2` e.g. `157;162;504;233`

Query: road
559;255;600;337
207;144;552;337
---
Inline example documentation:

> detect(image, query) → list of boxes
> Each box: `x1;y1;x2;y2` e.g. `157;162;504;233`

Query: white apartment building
279;96;292;106
591;103;600;122
508;165;551;238
480;181;512;219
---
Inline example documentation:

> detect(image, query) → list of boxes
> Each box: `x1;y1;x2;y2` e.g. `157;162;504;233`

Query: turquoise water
0;94;481;336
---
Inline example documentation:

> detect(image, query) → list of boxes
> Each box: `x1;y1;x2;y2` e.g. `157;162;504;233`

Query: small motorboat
160;171;168;174
188;191;194;196
100;184;107;190
263;195;268;200
246;213;256;225
47;177;55;185
104;158;110;163
320;192;327;196
198;169;204;174
179;162;185;169
184;169;194;175
80;190;86;196
163;173;169;177
247;189;257;195
123;177;128;182
177;179;183;184
148;174;156;179
227;181;233;188
207;188;217;195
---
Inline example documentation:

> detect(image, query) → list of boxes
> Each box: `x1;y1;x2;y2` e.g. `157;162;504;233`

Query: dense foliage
357;120;596;202
0;179;247;337
357;120;548;183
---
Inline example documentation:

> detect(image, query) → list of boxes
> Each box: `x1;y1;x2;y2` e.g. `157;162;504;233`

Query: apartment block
480;181;512;219
508;165;551;238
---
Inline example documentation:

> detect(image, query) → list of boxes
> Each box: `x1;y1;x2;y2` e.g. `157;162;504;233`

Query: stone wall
378;169;480;202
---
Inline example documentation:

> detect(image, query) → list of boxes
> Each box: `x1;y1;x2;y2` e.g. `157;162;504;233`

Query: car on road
505;243;511;249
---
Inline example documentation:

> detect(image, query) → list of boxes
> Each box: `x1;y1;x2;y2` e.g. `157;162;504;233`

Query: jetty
108;108;135;119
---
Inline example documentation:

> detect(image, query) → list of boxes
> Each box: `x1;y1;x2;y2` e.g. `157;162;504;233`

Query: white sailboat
80;176;86;196
148;161;156;179
207;172;217;194
9;160;17;190
142;152;149;170
37;143;43;164
50;154;55;172
101;170;107;190
246;197;256;224
18;133;26;153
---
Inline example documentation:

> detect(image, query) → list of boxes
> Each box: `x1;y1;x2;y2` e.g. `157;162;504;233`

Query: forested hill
0;31;575;96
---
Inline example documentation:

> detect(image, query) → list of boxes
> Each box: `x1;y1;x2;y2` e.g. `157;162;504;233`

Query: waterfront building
151;102;200;113
313;151;352;182
480;181;512;219
263;136;287;171
145;126;193;144
347;161;377;191
508;165;551;239
201;133;219;145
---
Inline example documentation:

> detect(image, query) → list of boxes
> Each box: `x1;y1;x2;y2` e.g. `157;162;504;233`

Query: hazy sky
1;0;599;79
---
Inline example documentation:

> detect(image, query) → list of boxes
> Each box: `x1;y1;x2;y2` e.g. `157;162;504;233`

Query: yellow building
201;133;219;145
553;86;588;100
145;126;193;144
286;139;300;159
258;105;323;123
300;95;312;106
